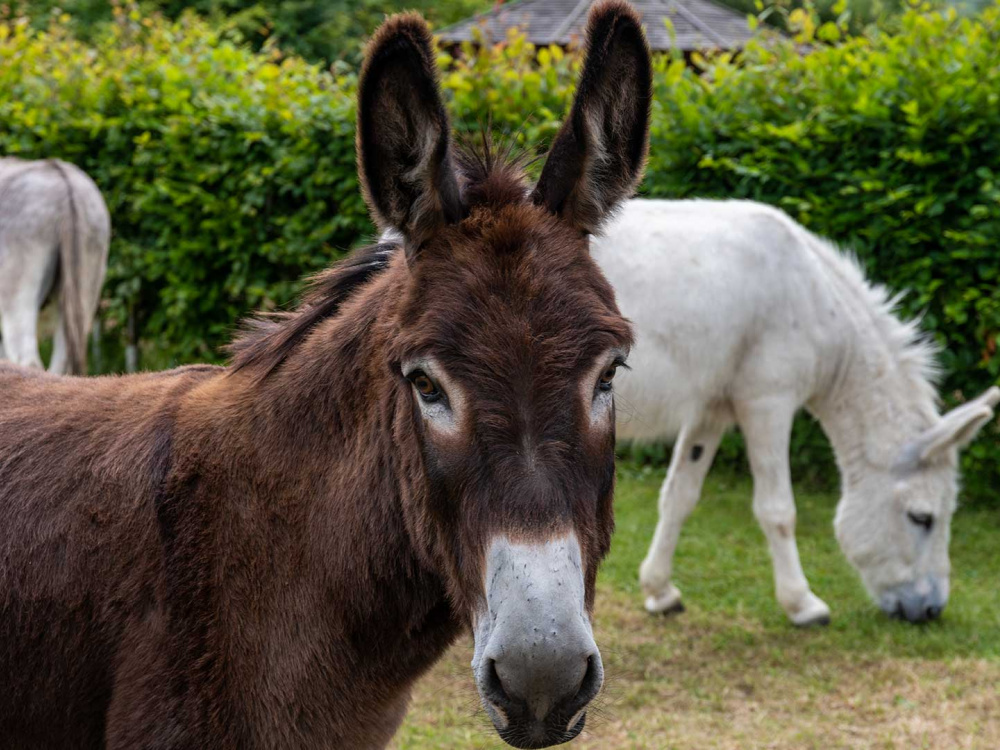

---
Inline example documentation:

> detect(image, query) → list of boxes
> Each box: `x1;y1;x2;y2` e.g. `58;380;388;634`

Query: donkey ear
356;13;463;258
907;387;1000;465
532;0;652;234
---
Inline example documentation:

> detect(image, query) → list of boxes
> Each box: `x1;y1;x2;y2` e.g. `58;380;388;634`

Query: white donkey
0;157;110;375
593;199;999;626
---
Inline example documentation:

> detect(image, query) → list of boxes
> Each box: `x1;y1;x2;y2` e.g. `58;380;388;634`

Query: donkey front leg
739;398;831;626
639;424;724;614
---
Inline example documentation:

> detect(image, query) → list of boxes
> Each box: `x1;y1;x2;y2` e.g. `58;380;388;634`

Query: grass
390;464;1000;749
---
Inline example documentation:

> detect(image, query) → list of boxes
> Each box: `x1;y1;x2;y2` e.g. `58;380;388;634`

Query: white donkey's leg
0;287;43;370
639;423;724;614
0;236;54;370
48;309;68;375
738;398;830;626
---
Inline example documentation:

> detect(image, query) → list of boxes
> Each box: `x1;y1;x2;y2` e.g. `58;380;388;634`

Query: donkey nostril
483;659;511;706
574;654;604;706
926;605;943;621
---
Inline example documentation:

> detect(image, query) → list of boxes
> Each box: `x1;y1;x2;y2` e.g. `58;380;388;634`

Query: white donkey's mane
800;227;942;409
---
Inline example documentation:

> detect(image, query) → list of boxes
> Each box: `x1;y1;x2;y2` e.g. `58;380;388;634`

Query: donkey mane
229;135;532;378
227;242;396;376
455;131;534;209
802;229;942;405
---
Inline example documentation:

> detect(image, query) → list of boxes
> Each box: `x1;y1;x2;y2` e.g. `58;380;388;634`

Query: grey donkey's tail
49;160;88;375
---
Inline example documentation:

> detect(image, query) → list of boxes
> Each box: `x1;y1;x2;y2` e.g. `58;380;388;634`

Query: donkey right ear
906;386;1000;466
357;14;464;259
532;0;652;235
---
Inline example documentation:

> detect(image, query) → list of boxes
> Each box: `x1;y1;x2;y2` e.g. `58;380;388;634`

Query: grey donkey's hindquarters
0;157;110;374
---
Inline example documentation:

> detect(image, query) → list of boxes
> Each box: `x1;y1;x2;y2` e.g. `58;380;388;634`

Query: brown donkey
0;3;651;748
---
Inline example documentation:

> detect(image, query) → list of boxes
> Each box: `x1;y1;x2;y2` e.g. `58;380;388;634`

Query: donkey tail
49;160;88;375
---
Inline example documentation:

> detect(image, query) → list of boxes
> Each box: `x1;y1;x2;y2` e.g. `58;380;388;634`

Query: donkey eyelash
596;357;628;394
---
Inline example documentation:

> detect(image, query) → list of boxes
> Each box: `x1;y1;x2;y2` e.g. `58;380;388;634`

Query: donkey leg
639;424;724;614
0;291;43;370
48;309;68;375
739;398;830;627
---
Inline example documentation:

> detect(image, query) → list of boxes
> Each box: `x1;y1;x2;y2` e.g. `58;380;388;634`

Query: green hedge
0;9;367;363
16;0;493;65
1;3;997;495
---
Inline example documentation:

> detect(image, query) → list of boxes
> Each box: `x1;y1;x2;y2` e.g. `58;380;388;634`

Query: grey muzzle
881;577;948;623
472;534;603;749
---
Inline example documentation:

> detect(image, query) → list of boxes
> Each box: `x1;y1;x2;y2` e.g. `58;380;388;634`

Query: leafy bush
0;8;367;363
13;0;915;63
12;0;493;64
1;2;997;495
441;27;580;150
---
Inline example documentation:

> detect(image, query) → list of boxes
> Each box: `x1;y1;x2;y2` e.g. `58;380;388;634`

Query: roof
438;0;756;52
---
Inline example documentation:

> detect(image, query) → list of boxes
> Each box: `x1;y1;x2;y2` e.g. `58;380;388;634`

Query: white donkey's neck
802;234;940;486
814;342;938;487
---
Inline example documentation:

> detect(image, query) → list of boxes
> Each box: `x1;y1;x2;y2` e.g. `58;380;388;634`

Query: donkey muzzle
881;577;948;624
472;533;603;749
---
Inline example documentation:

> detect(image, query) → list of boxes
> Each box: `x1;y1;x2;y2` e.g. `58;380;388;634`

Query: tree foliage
0;7;367;362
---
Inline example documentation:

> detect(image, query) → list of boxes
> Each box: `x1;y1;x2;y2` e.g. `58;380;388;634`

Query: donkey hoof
789;596;831;627
793;612;831;628
644;586;684;616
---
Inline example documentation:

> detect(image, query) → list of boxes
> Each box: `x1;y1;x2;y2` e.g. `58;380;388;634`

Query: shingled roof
438;0;756;52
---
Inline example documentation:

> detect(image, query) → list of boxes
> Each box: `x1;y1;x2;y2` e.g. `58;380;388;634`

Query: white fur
592;199;999;624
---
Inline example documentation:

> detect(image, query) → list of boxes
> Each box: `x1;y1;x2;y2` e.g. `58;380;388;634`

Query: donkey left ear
908;386;1000;465
356;13;464;259
532;0;652;234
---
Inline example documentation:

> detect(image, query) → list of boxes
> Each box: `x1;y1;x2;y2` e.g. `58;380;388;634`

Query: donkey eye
597;358;627;393
907;511;934;531
408;371;442;402
597;367;617;392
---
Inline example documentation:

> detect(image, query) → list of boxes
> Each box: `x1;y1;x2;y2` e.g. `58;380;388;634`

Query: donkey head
357;3;650;746
835;387;999;623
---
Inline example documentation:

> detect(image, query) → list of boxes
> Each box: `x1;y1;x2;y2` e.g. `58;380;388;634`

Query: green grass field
391;464;1000;749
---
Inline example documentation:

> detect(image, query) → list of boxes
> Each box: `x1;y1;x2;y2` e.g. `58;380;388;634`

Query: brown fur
0;3;651;748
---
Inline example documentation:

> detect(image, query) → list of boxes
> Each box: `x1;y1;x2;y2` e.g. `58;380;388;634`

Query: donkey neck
255;263;449;611
808;287;939;488
209;261;461;736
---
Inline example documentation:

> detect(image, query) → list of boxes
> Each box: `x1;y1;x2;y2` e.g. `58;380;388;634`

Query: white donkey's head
834;387;999;623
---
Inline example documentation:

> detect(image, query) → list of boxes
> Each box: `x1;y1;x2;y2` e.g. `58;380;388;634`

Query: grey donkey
0;157;110;374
